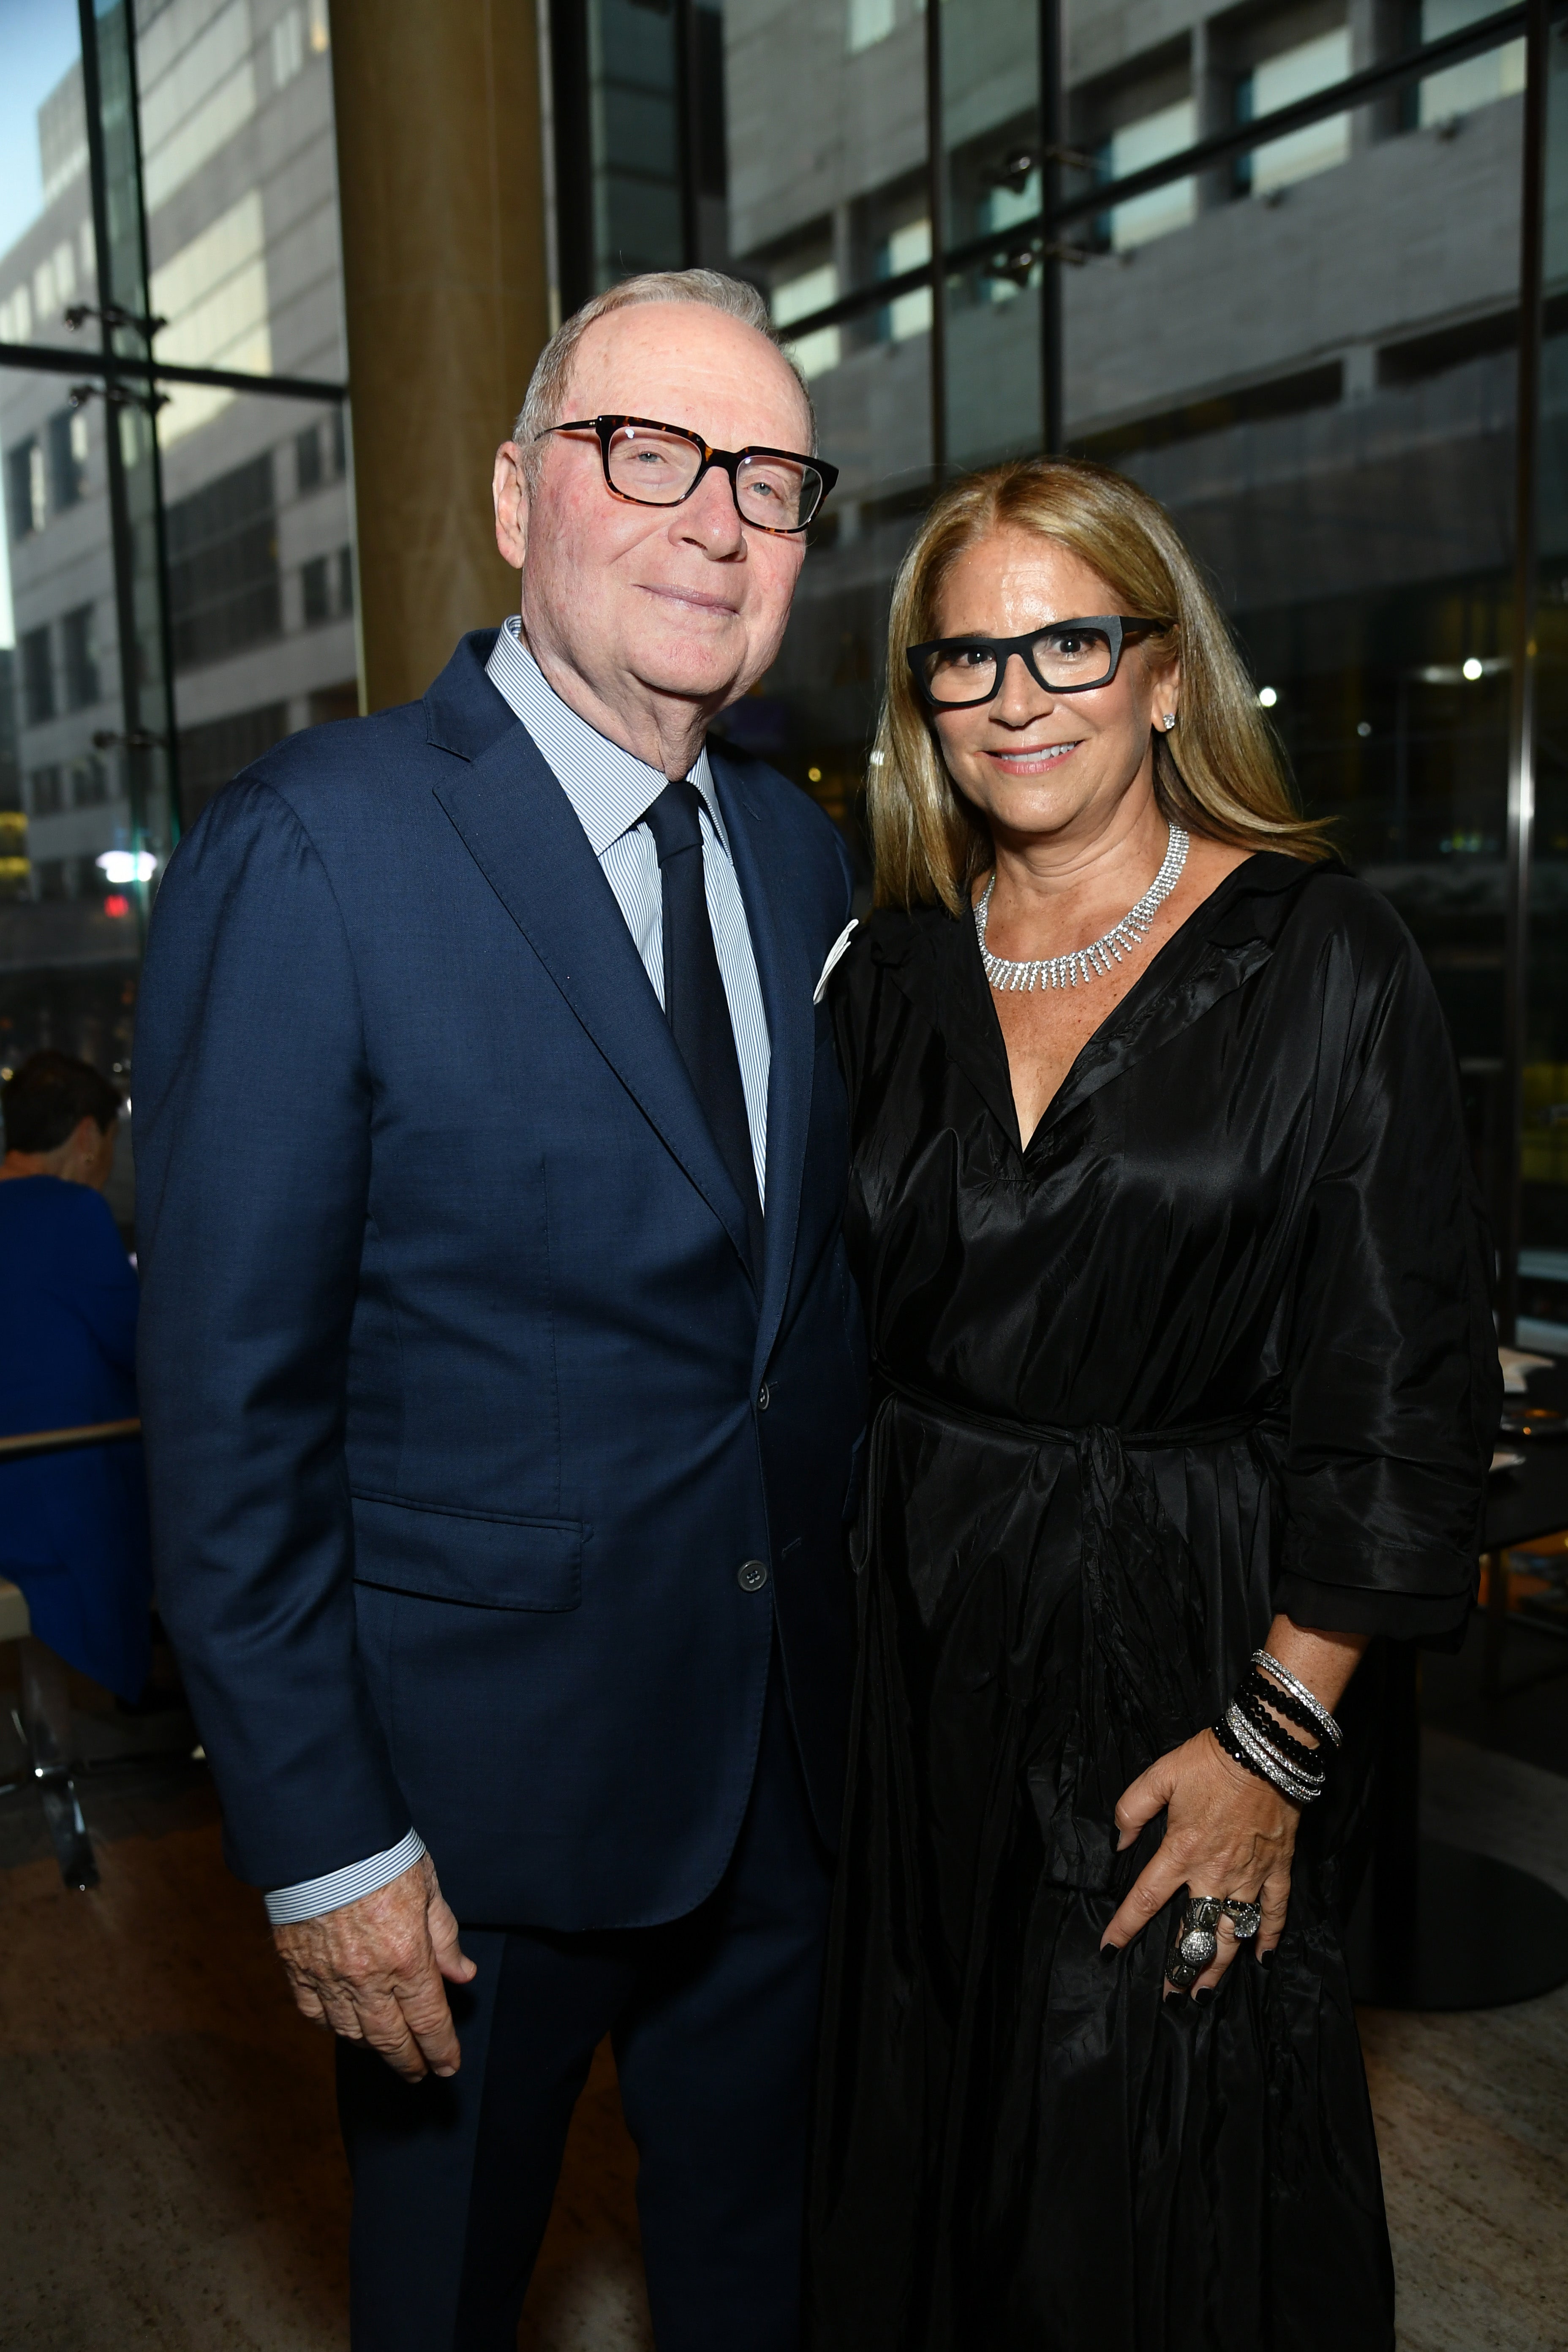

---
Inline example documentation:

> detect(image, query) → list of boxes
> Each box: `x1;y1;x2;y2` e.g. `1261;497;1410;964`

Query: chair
0;1577;99;1889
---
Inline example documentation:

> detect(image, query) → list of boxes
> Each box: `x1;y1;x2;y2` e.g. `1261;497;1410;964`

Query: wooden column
329;0;552;711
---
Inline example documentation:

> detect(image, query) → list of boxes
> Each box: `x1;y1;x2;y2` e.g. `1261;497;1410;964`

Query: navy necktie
643;777;764;1276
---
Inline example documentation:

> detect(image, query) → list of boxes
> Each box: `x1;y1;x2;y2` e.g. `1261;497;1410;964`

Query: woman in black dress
808;457;1498;2352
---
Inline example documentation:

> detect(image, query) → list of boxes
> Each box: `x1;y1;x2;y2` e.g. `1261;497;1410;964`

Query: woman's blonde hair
868;455;1328;910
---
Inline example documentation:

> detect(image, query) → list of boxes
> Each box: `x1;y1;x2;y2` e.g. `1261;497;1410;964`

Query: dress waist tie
870;1373;1266;1893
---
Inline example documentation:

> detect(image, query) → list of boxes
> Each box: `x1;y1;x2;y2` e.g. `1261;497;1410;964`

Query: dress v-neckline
985;858;1260;1154
950;851;1314;1158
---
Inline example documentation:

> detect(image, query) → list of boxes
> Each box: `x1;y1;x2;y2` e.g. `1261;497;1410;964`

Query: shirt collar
486;615;725;860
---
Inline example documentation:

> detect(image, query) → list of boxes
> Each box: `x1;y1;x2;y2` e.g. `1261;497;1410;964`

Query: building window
166;455;283;669
1417;0;1527;125
847;0;896;55
62;606;101;711
147;193;272;444
71;755;109;808
296;413;347;494
1236;25;1353;199
177;700;290;825
48;410;89;512
0;283;33;343
302;546;354;626
302;554;331;624
1102;98;1198;250
28;767;65;818
21;629;54;726
272;5;306;89
7;440;46;538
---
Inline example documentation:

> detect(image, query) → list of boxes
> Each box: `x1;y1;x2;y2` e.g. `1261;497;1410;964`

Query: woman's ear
1148;646;1181;732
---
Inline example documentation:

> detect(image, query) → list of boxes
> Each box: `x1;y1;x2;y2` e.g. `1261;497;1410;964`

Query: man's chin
626;646;748;710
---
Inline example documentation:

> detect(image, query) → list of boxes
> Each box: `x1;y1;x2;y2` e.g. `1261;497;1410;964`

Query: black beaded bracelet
1233;1682;1324;1774
1244;1664;1328;1748
1213;1711;1286;1789
1213;1707;1325;1803
1213;1666;1328;1802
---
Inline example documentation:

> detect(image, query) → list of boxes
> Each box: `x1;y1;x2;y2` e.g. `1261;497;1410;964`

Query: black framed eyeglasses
906;615;1174;709
537;415;838;535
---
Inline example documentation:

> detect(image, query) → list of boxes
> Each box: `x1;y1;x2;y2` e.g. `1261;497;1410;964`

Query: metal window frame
0;0;1554;1322
765;5;1530;357
1503;0;1553;1342
0;5;354;865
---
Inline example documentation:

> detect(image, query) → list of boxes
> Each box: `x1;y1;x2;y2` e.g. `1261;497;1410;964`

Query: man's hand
272;1853;476;2081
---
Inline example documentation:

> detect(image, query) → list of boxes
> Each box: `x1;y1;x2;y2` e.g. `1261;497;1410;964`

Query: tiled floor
1361;1732;1568;2352
1;1687;1565;2349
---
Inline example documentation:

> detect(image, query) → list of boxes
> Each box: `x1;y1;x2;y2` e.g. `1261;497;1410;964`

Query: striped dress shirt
264;618;773;1925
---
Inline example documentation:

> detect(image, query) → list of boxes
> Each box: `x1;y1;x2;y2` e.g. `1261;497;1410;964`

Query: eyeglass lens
919;624;1119;706
605;423;823;529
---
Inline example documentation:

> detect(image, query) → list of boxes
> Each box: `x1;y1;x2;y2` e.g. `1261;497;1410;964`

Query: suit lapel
713;751;814;1374
433;712;755;1276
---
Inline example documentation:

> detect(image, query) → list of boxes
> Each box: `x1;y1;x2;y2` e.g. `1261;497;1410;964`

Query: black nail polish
1193;1987;1215;2007
1100;1944;1119;1965
1258;1949;1274;1972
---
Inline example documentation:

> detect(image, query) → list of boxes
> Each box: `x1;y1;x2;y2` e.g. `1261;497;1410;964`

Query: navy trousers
337;1657;834;2351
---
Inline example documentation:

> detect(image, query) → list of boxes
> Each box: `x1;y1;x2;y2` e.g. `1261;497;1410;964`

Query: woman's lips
985;740;1081;772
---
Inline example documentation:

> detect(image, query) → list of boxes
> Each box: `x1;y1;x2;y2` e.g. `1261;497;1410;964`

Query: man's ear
493;442;528;573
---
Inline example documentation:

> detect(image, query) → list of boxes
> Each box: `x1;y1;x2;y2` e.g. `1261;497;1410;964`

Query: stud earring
1162;712;1178;730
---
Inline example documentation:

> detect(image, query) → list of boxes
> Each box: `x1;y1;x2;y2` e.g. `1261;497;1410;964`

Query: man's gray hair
514;269;816;477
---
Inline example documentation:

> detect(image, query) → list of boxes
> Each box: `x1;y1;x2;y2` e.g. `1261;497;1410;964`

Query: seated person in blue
0;1052;151;1703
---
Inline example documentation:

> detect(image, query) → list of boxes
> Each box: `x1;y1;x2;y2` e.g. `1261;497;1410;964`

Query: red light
104;894;130;917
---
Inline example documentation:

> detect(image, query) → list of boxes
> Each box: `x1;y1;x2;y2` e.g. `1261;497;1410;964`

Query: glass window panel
847;0;896;57
138;0;348;392
0;365;138;1229
1523;22;1568;1330
1106;100;1197;249
593;0;684;284
721;0;936;855
156;384;357;828
0;0;98;354
728;351;931;883
1061;34;1524;1217
1239;29;1351;200
1418;0;1527;129
942;0;1043;472
726;0;927;321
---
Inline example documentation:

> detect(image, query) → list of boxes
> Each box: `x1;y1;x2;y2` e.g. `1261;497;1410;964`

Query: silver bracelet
1252;1649;1343;1749
1225;1703;1324;1805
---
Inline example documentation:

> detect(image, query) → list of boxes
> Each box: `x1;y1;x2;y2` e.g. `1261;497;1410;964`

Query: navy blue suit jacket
134;632;868;1929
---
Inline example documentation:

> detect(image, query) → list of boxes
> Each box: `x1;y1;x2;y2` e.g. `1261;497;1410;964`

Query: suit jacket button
757;1382;771;1411
738;1559;769;1593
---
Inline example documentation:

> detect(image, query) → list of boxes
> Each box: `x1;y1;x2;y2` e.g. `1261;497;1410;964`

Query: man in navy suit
134;270;866;2351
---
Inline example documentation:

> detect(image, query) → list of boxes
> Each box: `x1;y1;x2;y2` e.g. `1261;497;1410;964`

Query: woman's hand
1100;1728;1299;1995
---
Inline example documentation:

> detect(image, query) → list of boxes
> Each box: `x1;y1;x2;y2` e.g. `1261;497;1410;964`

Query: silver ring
1166;1895;1223;1988
1222;1897;1262;1941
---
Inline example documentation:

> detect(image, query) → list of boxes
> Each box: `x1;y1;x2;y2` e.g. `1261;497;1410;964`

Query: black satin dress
806;853;1499;2352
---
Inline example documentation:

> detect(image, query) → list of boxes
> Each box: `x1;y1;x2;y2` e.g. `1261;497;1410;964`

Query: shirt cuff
263;1828;427;1926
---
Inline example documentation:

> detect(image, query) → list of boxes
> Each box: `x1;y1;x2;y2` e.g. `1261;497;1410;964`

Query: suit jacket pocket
350;1491;585;1612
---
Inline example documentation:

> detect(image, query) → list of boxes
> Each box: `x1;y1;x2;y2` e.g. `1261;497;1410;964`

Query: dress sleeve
65;1189;140;1378
1275;906;1501;1644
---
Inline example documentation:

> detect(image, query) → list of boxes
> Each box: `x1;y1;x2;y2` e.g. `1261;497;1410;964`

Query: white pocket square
813;920;859;1006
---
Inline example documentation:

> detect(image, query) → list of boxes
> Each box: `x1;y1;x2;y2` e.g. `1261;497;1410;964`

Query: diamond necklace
975;824;1190;992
